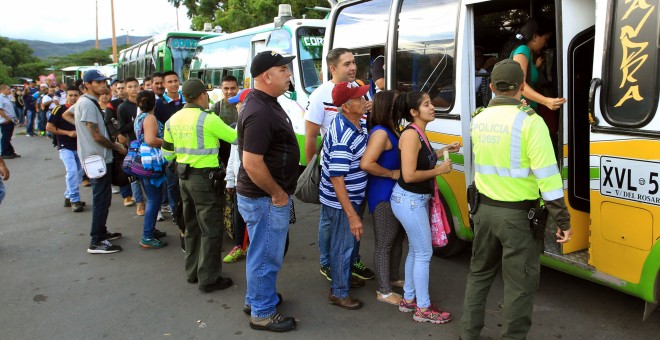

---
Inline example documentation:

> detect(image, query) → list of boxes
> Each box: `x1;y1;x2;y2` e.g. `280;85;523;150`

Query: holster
528;200;548;241
177;163;190;180
467;182;480;215
207;170;226;196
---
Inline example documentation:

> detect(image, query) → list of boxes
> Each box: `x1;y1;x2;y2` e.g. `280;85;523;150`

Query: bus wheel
432;189;467;258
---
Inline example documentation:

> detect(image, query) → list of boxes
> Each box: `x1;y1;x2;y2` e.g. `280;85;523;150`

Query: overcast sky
3;0;194;43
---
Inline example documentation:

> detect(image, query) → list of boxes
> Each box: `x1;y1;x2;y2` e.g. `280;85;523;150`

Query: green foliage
0;37;39;81
12;61;50;80
49;47;114;69
0;63;15;84
170;0;330;32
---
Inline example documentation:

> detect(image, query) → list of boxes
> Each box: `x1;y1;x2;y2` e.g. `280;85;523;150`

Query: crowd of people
0;19;574;338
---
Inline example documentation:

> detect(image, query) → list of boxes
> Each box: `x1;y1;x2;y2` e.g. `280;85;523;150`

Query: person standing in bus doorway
460;60;572;340
212;75;240;126
305;47;375;285
237;51;298;332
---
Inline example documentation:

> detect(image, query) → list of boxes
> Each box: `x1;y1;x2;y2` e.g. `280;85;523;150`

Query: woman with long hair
134;90;167;249
390;91;459;324
501;18;565;110
361;90;405;305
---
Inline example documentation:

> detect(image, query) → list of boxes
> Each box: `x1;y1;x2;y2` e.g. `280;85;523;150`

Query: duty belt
188;167;219;175
478;193;537;211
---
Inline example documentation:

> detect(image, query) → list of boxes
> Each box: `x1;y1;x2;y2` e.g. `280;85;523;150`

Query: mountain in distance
11;35;151;59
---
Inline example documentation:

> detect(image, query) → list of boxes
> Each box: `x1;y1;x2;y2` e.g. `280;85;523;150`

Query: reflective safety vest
470;100;564;202
162;106;237;169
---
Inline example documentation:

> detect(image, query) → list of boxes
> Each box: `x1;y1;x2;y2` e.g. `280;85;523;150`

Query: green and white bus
190;5;326;164
117;31;219;82
325;0;660;318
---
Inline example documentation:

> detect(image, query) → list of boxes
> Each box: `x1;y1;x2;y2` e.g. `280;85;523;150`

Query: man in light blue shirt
0;84;19;159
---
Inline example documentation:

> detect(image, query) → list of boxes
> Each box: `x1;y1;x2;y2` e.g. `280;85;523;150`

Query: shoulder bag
409;124;451;248
294;137;324;204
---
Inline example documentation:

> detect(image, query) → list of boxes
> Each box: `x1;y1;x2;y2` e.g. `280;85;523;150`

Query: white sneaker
112;186;120;194
157;211;165;221
160;205;172;214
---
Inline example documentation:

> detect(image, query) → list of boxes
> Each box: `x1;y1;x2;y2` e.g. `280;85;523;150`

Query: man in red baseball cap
318;81;371;310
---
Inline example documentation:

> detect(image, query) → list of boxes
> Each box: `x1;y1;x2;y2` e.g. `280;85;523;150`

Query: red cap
332;81;370;106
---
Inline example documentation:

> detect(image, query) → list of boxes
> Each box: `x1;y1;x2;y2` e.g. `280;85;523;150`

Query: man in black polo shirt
46;86;85;212
154;71;185;124
237;50;299;332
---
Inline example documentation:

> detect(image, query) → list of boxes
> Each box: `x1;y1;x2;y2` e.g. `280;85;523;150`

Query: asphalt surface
2;127;660;339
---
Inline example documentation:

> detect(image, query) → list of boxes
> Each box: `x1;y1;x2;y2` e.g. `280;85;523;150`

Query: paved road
2;128;660;339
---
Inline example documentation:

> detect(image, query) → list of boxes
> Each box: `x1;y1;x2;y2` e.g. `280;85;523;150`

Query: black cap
490;59;524;91
250;50;295;78
182;78;206;98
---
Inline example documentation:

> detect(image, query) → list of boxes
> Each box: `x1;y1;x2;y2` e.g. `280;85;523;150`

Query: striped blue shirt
320;113;368;209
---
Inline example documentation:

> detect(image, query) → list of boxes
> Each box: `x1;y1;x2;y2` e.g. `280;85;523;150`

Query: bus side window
395;0;458;112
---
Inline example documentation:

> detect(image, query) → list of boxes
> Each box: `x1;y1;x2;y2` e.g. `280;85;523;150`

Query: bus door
246;32;271;89
560;0;595;255
588;0;660;290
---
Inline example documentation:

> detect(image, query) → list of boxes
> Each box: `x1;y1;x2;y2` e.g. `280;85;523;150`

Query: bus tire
432;188;467;258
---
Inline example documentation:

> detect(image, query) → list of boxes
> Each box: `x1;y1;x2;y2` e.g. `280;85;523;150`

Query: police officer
162;78;237;293
460;60;572;340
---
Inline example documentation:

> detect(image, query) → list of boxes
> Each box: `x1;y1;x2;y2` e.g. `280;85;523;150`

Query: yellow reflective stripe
174;147;219;155
475;164;530;178
510;111;527;169
532;164;560;179
541;188;564;201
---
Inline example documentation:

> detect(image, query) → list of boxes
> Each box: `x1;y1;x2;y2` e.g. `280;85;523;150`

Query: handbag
111;148;132;186
294;137;323;204
83;154;107;179
122;121;167;179
408;124;452;247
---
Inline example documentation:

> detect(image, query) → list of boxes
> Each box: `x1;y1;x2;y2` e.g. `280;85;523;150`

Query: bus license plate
600;157;660;206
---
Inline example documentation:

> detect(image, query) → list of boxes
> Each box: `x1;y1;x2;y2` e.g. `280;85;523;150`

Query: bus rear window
603;0;659;128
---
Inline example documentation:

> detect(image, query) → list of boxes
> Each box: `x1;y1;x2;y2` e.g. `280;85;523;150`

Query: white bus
325;0;660;317
190;5;326;164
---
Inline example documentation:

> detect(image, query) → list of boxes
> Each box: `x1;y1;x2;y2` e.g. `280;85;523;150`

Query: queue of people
0;19;573;338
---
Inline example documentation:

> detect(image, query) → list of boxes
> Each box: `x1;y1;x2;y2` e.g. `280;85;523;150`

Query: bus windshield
296;27;325;94
168;37;200;81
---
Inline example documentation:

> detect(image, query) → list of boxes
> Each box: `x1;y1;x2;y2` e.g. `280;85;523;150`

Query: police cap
182;78;207;98
490;59;524;91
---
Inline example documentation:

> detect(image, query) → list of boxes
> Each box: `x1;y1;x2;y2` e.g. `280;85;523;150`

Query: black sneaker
87;240;123;254
320;266;332;281
243;293;283;315
352;260;375;280
104;232;122;241
154;229;167;238
249;312;296;332
72;202;84;212
64;198;71;207
199;277;233;293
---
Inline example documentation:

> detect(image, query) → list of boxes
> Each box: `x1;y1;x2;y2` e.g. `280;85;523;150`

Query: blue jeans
25;109;35;135
37;110;47;131
15;106;24;124
90;166;112;244
1;122;15;156
319;201;363;268
58;148;83;202
390;184;433;308
119;184;132;198
0;178;5;205
131;180;145;203
141;178;163;239
237;194;290;318
165;167;178;212
319;202;360;298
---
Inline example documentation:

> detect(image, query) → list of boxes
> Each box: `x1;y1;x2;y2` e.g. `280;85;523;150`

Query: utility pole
111;0;118;63
95;0;99;49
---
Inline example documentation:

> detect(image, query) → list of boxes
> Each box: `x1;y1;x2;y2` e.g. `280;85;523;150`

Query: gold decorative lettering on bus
615;0;656;107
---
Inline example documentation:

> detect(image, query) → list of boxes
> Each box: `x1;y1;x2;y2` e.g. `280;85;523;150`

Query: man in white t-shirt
304;47;375;283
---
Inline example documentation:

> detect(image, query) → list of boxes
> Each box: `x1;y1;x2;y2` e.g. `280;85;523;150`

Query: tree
0;37;39;80
168;0;330;33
